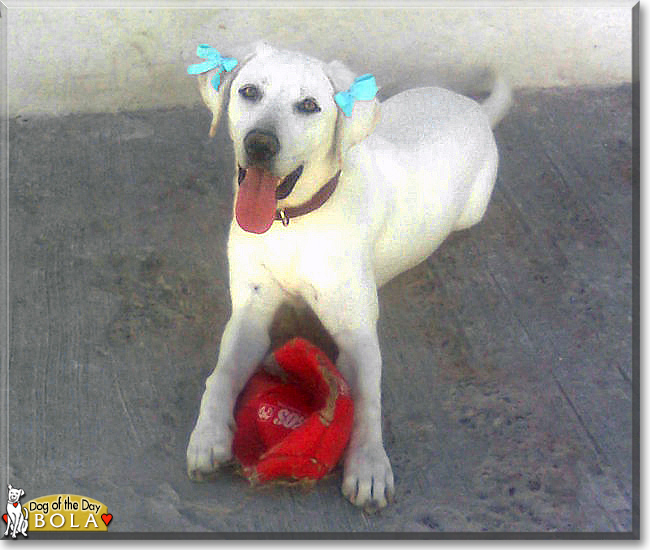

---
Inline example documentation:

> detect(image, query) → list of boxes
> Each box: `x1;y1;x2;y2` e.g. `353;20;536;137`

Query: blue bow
187;44;238;91
334;74;378;117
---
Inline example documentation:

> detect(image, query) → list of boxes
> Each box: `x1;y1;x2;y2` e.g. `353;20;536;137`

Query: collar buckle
274;171;340;227
278;209;290;226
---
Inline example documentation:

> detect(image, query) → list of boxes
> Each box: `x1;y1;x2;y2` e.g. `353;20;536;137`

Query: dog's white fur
5;484;28;538
186;42;510;509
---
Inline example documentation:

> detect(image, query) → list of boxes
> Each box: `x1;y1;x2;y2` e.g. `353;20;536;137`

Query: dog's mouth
238;165;303;200
275;165;303;200
235;164;304;234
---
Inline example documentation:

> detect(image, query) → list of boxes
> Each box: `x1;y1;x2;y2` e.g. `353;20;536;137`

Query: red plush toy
232;337;354;483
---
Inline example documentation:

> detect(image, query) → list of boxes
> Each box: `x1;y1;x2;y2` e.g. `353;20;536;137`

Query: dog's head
7;485;24;504
192;42;380;234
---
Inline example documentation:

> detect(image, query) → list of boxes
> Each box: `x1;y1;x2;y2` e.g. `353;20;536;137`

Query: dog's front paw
186;422;233;481
342;443;394;510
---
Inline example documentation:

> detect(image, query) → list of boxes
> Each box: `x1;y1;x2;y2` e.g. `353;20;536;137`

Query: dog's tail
481;75;512;129
377;67;512;128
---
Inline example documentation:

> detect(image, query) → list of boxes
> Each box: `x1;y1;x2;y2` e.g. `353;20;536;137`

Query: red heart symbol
101;513;112;527
2;513;6;523
12;503;18;508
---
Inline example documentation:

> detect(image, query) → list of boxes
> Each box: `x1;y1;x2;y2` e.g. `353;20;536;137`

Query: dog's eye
296;98;321;114
239;85;260;101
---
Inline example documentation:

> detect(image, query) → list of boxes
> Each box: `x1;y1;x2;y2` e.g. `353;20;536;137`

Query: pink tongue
235;166;279;234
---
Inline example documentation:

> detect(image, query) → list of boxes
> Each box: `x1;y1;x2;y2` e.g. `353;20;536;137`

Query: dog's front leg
187;279;283;480
336;327;394;510
308;271;394;510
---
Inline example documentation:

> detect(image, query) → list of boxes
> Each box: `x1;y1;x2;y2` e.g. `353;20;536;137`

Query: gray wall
7;4;633;116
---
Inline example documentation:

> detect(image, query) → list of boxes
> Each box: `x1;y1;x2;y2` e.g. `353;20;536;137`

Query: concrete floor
6;85;636;536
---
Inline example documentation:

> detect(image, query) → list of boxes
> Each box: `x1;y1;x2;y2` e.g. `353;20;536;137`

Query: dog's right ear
196;70;230;138
190;42;269;138
188;45;240;138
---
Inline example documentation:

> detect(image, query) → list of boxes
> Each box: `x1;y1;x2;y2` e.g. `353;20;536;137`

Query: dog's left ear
19;489;24;498
326;60;380;161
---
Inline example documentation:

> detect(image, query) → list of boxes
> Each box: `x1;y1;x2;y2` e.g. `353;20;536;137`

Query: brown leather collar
275;171;340;226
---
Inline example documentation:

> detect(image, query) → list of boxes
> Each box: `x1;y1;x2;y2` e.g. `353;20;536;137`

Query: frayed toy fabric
232;338;354;483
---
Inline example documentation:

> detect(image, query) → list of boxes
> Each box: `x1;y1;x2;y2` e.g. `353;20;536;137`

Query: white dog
186;42;511;509
5;484;28;538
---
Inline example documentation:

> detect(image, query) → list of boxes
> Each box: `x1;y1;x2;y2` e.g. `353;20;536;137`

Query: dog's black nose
244;130;280;163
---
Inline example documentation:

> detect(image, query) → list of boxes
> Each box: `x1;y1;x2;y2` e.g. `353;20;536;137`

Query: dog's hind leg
20;512;28;537
187;279;284;480
454;142;498;232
